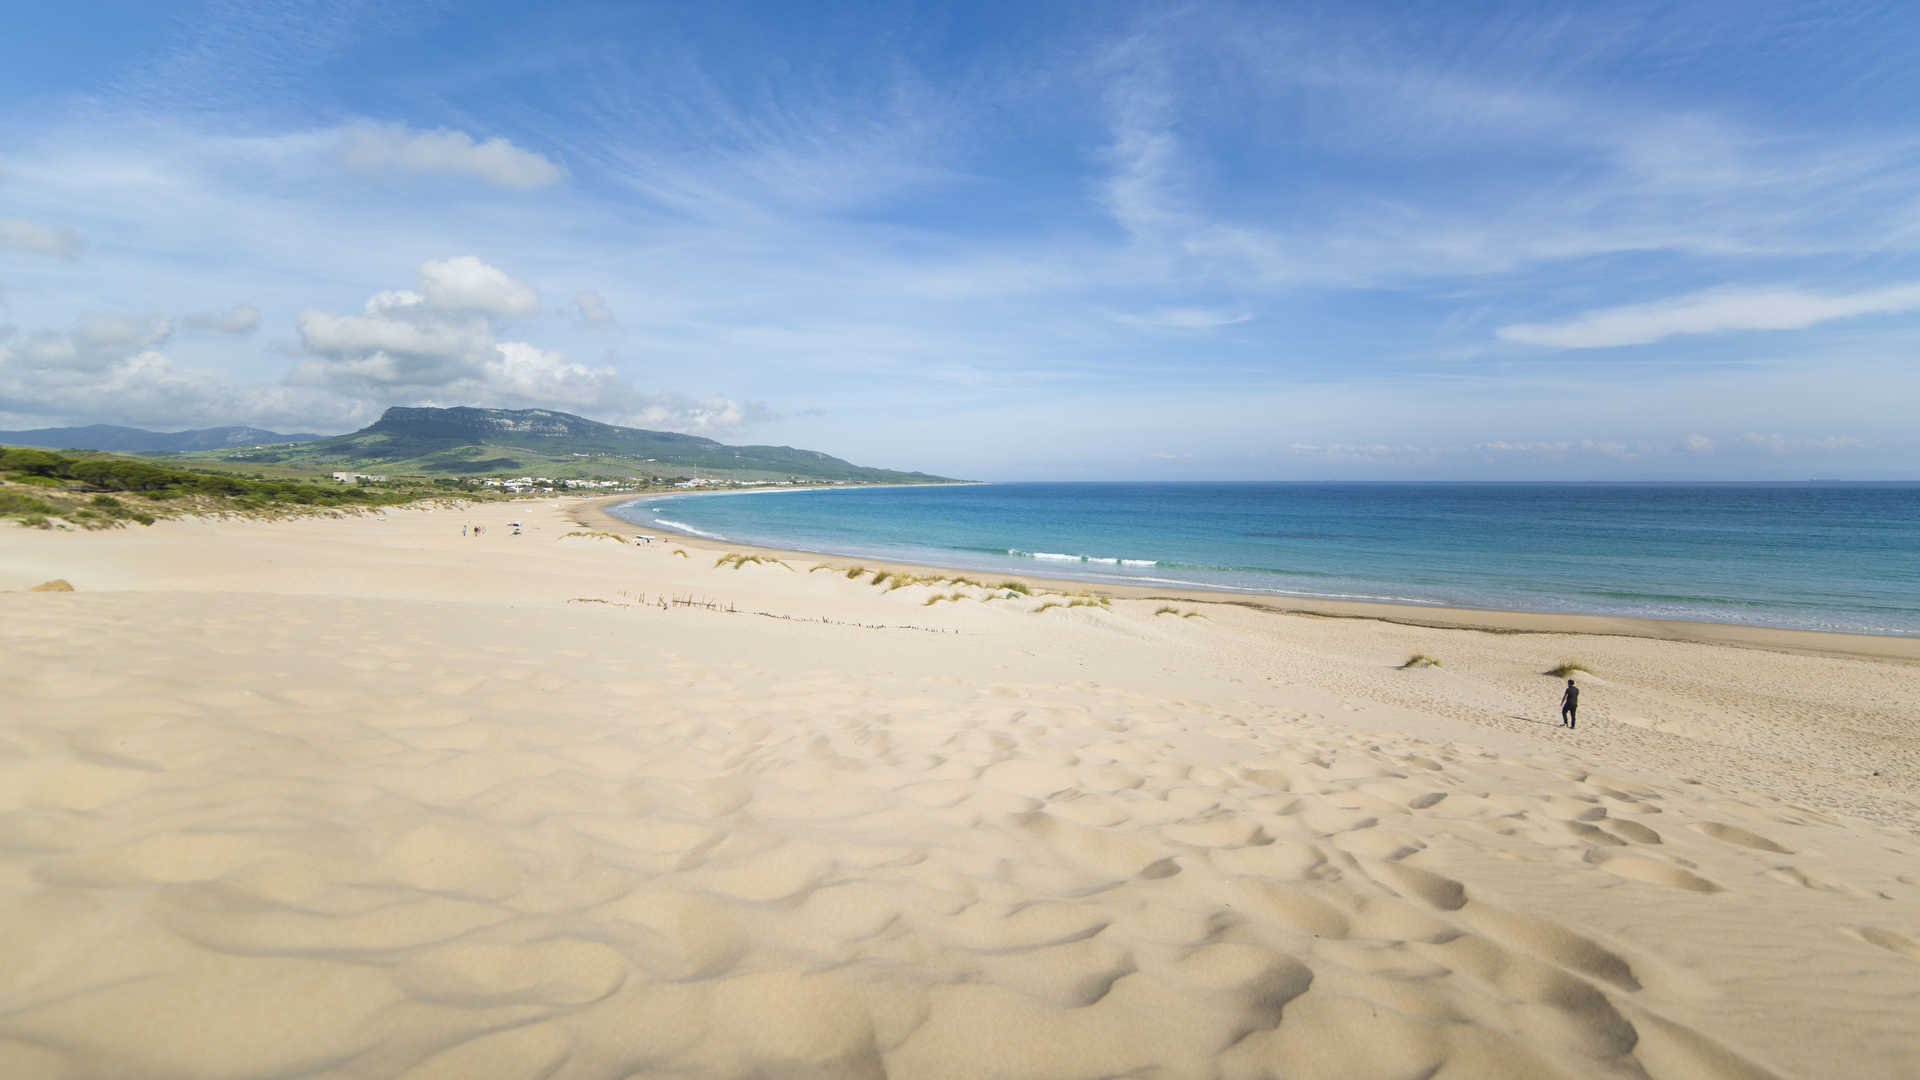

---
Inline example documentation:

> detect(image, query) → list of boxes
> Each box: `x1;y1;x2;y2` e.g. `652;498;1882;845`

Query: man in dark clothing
1561;680;1579;728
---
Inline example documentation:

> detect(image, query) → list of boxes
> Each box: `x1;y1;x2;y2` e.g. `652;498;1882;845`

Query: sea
606;482;1920;636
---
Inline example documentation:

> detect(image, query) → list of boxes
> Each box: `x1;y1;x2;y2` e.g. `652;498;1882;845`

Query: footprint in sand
1692;822;1792;854
1849;926;1920;962
1596;855;1721;893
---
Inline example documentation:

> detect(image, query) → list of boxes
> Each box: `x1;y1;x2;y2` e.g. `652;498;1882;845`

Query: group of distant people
463;523;485;536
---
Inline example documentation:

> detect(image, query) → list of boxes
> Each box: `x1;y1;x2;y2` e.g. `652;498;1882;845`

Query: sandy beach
3;496;1917;1079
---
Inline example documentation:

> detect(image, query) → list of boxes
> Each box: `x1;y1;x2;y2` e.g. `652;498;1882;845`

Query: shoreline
586;493;1920;664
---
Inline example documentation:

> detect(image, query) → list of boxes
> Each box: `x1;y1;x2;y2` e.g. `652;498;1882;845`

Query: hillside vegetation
0;446;481;529
191;406;954;484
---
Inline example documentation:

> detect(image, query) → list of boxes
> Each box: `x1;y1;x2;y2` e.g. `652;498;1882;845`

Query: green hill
192;406;953;483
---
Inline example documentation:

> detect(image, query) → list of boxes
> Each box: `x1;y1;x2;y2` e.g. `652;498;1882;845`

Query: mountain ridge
203;406;953;483
0;424;323;453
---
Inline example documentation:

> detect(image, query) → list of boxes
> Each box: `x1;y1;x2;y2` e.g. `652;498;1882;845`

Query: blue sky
2;1;1917;479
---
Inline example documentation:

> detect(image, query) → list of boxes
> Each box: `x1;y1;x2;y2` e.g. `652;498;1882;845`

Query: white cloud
297;310;489;369
1741;432;1865;455
283;260;760;435
1683;433;1714;453
1114;306;1252;330
1497;283;1920;349
341;125;564;189
575;291;614;325
484;341;627;408
183;303;261;334
0;217;84;259
6;313;173;373
419;255;540;316
625;394;767;434
0;332;365;432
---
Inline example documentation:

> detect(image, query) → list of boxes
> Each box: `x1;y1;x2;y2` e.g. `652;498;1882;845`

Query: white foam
652;518;728;541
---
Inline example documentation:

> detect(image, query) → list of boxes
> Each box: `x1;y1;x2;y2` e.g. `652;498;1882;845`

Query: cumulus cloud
183;303;261;334
575;291;614;325
0;217;84;259
287;258;762;436
0;318;363;431
1497;282;1920;349
626;395;773;434
342;125;565;189
1683;433;1714;453
420;256;540;316
6;313;173;374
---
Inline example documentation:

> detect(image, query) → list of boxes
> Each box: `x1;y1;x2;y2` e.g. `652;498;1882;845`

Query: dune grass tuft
562;529;628;543
671;548;688;558
923;590;969;606
1400;653;1442;669
715;552;790;570
1032;601;1063;614
997;581;1032;595
1545;659;1592;678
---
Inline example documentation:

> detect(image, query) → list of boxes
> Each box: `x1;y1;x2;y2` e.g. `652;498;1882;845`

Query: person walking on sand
1560;679;1580;728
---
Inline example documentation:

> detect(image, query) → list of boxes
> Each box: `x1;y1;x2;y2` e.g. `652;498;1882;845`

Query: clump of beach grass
671;548;688;558
1066;596;1108;609
562;529;628;543
1545;659;1592;678
1032;601;1063;614
997;581;1031;595
1400;653;1442;670
923;590;968;606
715;552;790;570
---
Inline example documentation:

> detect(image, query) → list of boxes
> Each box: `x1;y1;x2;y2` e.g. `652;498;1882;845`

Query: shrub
0;490;57;516
90;494;124;510
1545;659;1591;678
1400;653;1441;669
0;448;64;475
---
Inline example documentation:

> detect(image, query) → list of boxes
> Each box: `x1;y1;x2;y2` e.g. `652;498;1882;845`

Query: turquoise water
607;483;1920;635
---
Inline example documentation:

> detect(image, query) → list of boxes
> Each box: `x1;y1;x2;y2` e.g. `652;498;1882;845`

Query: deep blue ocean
607;483;1920;635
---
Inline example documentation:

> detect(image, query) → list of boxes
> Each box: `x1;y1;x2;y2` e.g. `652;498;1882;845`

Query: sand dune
2;499;1917;1078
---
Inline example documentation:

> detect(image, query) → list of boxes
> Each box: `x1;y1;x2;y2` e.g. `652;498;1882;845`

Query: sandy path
2;499;1917;1078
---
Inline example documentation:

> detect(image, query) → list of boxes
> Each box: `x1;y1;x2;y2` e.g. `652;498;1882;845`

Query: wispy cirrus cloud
0;217;85;259
1498;283;1920;349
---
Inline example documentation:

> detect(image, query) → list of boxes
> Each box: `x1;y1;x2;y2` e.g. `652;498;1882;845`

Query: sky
2;0;1917;480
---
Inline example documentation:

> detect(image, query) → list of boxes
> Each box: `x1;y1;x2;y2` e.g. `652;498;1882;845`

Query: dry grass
1400;653;1442;670
715;552;791;571
561;530;628;543
1545;659;1592;678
